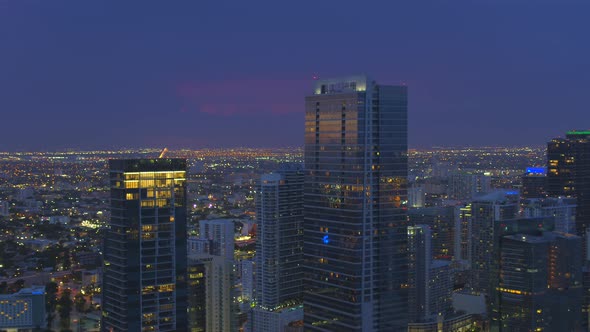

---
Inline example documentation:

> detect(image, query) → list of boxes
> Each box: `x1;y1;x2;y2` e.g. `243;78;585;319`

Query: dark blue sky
1;1;589;151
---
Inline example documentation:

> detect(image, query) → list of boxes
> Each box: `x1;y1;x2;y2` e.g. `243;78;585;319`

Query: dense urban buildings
102;159;188;332
303;75;408;331
0;140;586;331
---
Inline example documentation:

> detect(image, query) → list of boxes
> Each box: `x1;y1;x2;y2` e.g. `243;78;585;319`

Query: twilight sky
1;1;589;151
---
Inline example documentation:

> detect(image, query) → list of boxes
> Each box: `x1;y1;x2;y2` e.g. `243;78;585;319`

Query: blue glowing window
526;167;546;174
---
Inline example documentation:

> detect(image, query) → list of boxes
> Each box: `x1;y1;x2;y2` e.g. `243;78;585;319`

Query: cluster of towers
101;76;590;332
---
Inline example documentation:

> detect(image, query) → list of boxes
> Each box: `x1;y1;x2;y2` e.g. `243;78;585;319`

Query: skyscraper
407;225;453;324
497;232;582;331
303;75;408;331
190;219;236;332
253;165;305;331
102;159;187;332
547;131;590;242
470;190;519;295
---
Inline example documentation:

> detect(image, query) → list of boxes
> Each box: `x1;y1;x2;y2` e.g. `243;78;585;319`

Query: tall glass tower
547;131;590;241
253;165;305;331
102;159;187;332
303;75;408;331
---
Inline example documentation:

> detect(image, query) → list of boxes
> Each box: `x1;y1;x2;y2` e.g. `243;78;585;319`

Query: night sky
1;1;589;151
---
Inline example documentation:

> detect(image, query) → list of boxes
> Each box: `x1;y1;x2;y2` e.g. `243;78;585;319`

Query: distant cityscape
0;76;588;332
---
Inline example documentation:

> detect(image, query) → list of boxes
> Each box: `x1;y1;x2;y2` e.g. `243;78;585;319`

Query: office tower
521;167;547;199
102;159;187;332
497;232;582;331
448;171;491;201
189;219;236;332
547;131;590;239
303;75;408;331
0;286;45;331
521;197;576;234
470;190;519;295
408;225;453;324
253;166;304;332
408;206;457;260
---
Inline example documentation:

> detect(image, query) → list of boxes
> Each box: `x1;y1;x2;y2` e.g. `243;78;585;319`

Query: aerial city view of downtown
1;1;590;332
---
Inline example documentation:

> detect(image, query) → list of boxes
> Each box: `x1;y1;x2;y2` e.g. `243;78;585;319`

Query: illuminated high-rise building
497;232;582;331
547;131;590;242
303;75;408;331
102;159;187;332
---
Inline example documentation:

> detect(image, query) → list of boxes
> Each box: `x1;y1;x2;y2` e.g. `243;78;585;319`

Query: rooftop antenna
158;147;169;159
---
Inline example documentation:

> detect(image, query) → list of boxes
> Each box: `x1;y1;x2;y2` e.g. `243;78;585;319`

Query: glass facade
547;133;590;242
254;166;305;331
255;167;304;308
102;159;187;332
498;233;582;331
303;76;408;331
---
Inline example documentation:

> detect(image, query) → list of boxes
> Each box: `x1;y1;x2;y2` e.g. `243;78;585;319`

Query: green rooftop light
566;131;590;135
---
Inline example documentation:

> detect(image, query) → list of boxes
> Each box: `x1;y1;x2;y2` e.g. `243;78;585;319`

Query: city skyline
2;1;590;331
2;1;590;151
